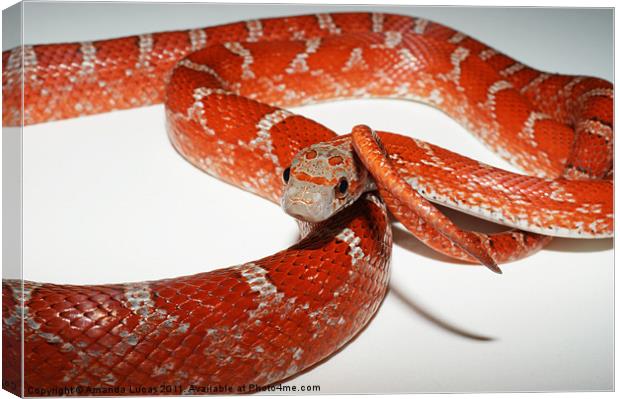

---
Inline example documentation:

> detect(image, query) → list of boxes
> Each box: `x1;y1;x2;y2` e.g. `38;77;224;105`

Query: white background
2;1;614;394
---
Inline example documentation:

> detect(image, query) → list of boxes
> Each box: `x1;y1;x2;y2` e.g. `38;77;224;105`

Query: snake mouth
281;179;337;223
289;197;314;206
282;200;331;223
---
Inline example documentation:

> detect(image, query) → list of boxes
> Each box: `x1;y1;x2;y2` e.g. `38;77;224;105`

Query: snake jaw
281;178;337;222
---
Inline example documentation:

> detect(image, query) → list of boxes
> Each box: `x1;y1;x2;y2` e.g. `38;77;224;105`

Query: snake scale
1;11;612;395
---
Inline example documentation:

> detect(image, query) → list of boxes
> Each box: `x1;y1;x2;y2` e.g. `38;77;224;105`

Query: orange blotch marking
305;150;318;160
294;171;334;186
328;156;343;165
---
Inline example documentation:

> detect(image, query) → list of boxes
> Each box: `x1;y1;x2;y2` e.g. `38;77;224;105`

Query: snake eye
337;178;349;195
283;167;291;183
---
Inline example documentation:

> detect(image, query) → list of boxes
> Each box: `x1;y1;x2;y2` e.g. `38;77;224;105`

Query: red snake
2;12;612;395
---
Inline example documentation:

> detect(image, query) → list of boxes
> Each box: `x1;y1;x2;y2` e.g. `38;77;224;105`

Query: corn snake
1;7;612;396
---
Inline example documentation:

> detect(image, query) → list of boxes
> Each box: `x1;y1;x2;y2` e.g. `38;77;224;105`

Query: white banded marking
252;109;293;167
6;47;24;71
22;45;37;72
246;20;263;42
520;73;550;94
79;41;97;75
448;32;467;44
223;42;255;79
560;76;586;96
189;29;207;51
342;47;366;72
517;111;551;147
316;14;341;34
187;86;232;135
478;48;497;61
286;38;321;74
136;34;154;69
123;283;155;317
578;87;614;101
548;180;577;203
413;18;429;34
438;47;470;89
574;203;604;215
239;263;277;297
417;141;454;172
371;13;384;32
177;58;228;87
395;48;421;71
576;119;613;141
5;281;43;328
178;59;228;87
384;31;402;48
336;228;366;267
483;80;514;111
7;46;38;83
364;192;387;213
500;62;525;77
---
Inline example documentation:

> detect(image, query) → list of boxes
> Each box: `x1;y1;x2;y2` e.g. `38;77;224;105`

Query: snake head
281;137;371;223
